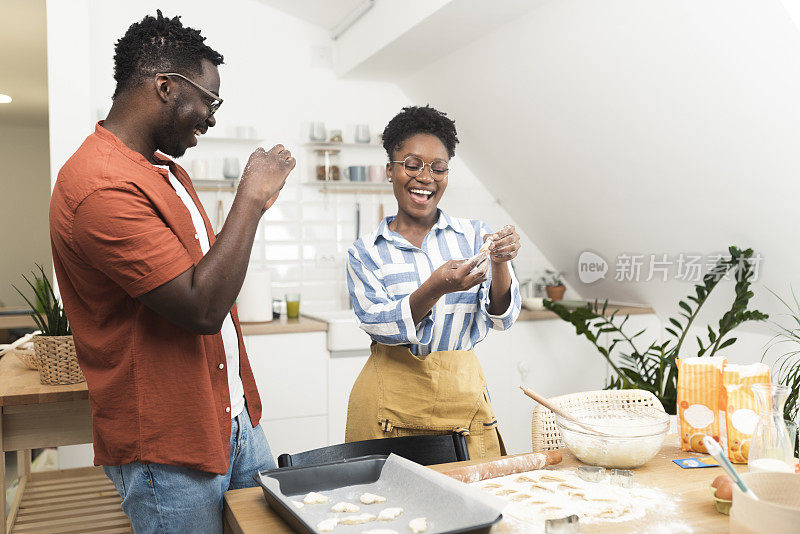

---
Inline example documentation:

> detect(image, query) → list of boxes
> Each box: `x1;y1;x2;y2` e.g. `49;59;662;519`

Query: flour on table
360;492;387;504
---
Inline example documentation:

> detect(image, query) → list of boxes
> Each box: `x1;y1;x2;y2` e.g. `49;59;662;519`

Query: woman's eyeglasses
390;156;449;182
157;72;223;117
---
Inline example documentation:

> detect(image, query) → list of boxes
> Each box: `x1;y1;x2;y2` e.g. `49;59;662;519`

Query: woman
345;105;522;459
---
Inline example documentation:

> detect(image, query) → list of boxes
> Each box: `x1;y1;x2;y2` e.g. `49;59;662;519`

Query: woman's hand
485;225;520;263
431;258;487;296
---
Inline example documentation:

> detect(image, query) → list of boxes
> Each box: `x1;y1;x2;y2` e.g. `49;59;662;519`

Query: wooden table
223;436;740;533
0;353;130;533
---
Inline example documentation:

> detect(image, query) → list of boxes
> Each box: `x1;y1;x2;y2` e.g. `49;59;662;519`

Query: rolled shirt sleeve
346;245;434;347
72;187;194;298
475;222;521;331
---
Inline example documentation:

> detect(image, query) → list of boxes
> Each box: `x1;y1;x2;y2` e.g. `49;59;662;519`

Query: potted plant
543;246;767;414
13;265;84;385
539;269;566;301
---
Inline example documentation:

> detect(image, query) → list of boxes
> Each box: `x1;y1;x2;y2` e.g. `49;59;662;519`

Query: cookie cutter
544;514;579;533
576;465;606;483
610;468;634;488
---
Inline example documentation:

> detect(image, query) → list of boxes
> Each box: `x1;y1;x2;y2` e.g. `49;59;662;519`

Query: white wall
393;0;800;327
82;0;556;312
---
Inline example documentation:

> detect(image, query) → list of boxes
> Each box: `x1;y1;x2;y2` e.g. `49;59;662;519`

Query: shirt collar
94;121;174;173
372;209;466;247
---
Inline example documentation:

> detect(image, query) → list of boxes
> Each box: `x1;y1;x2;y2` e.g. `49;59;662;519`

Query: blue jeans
103;407;275;533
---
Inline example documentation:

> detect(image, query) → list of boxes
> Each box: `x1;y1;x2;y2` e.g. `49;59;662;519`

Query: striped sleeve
346;244;434;347
475;222;522;331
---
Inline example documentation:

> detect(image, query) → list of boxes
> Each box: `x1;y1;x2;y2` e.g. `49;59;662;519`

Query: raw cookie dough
360;493;387;504
291;500;304;509
340;513;377;525
377;507;404;521
303;491;328;504
409;517;427;533
332;502;360;513
317;518;338;532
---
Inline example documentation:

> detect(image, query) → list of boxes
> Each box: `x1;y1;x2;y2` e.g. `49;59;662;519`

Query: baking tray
254;454;504;534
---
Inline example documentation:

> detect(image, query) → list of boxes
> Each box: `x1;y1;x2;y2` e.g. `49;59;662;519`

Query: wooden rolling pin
439;450;562;484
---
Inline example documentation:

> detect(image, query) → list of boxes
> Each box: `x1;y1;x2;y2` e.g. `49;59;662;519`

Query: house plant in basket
13;265;84;385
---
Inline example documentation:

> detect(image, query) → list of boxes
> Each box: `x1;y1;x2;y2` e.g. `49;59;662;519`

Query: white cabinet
328;352;370;445
245;332;329;421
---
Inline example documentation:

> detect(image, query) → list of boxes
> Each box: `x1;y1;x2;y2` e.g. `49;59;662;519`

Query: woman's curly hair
382;105;459;160
112;10;223;98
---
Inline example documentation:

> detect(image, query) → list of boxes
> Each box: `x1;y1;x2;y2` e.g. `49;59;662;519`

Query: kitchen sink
302;309;371;352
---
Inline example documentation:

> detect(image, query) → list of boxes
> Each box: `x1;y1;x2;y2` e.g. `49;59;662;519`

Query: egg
712;474;732;489
715;480;733;501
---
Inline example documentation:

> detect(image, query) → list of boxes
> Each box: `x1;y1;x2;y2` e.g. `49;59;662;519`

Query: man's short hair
112;10;224;99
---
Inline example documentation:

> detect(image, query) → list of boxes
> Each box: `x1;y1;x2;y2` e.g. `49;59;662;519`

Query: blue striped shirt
346;210;521;357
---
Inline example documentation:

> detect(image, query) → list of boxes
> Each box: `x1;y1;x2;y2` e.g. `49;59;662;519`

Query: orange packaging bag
677;356;726;452
722;363;770;463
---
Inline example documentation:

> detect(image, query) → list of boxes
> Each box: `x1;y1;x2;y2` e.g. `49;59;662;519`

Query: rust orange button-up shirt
49;123;262;475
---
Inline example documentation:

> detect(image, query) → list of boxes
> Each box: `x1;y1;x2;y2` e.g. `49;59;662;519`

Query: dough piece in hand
377;507;404;521
303;491;328;504
409;517;427;533
340;513;377;525
360;492;387;504
317;517;338;532
291;500;304;509
331;501;360;513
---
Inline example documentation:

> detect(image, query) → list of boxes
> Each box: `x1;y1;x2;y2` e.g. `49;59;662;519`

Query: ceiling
0;0;48;126
255;0;367;31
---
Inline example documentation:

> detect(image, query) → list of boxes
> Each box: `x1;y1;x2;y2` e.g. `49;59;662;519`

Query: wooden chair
530;389;664;452
277;433;469;468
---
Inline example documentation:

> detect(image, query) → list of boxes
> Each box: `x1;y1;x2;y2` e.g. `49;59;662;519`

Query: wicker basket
14;342;38;370
33;335;85;385
531;389;664;452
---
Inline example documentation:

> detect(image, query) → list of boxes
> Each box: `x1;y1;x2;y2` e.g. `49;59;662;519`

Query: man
49;11;294;532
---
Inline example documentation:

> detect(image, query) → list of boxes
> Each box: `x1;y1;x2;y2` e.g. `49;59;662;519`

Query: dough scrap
482;483;502;489
317;517;338;532
495;489;516;496
303;491;328;504
539;474;566;482
515;475;536;483
530;483;554;492
331;501;360;513
290;500;304;509
409;517;427;533
360;493;387;505
557;482;581;490
509;493;532;502
377;507;404;521
340;513;377;525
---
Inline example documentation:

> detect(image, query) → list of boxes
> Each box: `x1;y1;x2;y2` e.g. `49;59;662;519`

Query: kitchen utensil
354;124;371;143
309;121;326;141
520;386;616;437
345;165;366;182
610;468;633;488
367;165;384;182
544;514;579;534
576;465;606;483
439;450;562;483
749;383;794;473
702;435;759;501
730;471;800;533
254;455;503;534
222;157;239;180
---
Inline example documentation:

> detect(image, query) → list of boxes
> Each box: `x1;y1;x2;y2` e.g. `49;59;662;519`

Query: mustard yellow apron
345;342;505;460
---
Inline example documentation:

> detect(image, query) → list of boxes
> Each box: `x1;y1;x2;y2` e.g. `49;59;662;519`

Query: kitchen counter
240;316;327;336
0;307;35;331
222;434;737;533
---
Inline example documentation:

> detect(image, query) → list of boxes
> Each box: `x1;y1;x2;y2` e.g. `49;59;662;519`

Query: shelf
303;142;382;151
8;466;130;533
302;181;393;194
192;179;240;192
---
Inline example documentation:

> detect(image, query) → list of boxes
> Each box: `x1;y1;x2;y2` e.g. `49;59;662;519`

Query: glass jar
315;149;340;181
748;383;794;472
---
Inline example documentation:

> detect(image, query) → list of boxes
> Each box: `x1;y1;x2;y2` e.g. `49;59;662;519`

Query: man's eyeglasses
390;156;449;182
157;72;223;117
